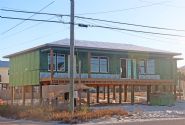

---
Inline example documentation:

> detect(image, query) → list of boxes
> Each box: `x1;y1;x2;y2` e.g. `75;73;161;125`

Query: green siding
9;51;40;86
155;59;177;80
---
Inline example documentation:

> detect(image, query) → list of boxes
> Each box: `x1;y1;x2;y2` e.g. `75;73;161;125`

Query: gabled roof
4;38;181;58
0;61;9;67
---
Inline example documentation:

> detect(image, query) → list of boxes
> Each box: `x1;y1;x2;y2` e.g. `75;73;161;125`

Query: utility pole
69;0;75;112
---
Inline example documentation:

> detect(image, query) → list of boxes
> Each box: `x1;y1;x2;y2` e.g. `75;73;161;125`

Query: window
138;60;146;74
91;56;108;73
146;60;155;74
57;54;65;71
138;59;155;74
48;53;65;71
91;57;99;72
48;53;56;71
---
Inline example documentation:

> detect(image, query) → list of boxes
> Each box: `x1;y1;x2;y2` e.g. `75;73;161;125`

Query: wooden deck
40;78;175;86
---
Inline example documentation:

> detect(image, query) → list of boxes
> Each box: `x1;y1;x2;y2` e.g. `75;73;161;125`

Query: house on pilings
4;39;181;106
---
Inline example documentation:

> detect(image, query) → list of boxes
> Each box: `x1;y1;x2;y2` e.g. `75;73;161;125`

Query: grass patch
0;105;128;124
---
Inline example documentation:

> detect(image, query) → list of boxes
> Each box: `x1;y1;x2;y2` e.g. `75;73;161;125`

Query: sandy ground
1;101;185;125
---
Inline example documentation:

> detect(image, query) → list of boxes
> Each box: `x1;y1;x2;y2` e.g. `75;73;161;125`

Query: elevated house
4;39;181;105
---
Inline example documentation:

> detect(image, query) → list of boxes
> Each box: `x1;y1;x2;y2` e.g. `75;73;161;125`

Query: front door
120;59;127;78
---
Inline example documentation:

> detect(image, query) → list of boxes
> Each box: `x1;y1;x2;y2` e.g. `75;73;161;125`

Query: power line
0;8;68;17
77;17;178;45
1;1;55;35
1;16;56;40
0;15;69;24
76;0;170;15
1;8;185;32
88;24;185;37
1;15;185;38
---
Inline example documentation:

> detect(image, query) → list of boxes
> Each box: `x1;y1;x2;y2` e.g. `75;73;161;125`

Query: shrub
0;105;128;123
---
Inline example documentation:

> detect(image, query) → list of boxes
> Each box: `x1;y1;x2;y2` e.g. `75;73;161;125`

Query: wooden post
96;86;99;103
163;85;166;92
119;85;122;104
39;84;42;105
87;89;90;106
124;85;127;102
11;86;14;105
22;86;25;106
174;85;177;100
78;60;82;108
131;85;134;105
50;48;54;84
147;85;151;104
88;52;91;78
113;85;116;100
155;85;158;92
31;86;34;106
107;85;110;104
103;86;106;100
170;85;173;92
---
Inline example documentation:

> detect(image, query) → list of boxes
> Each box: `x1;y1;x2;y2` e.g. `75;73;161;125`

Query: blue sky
1;0;185;67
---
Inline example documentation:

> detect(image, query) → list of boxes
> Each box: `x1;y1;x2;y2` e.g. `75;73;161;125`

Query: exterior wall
155;58;177;80
0;67;9;83
38;47;177;81
9;50;40;86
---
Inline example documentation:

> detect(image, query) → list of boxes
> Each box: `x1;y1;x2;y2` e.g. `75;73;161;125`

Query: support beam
87;89;90;106
170;85;173;92
147;85;151;104
131;85;135;105
31;86;34;106
22;86;25;106
124;85;127;102
163;85;166;92
103;86;106;100
107;85;110;104
119;85;122;104
96;86;99;103
155;85;158;92
113;85;116;100
88;52;91;78
174;85;177;100
11;86;14;105
50;48;54;84
39;84;42;105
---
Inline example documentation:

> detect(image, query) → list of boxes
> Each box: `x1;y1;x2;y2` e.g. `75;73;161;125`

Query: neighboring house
4;39;181;105
0;61;9;90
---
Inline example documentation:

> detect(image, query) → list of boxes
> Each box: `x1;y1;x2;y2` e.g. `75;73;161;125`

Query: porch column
147;85;151;104
124;85;127;102
107;85;110;103
155;85;158;92
174;85;177;100
22;86;25;106
119;85;122;104
88;52;91;78
96;86;99;103
39;84;43;105
131;85;135;105
31;86;34;106
103;86;106;100
113;85;116;100
11;86;14;105
87;89;90;106
163;85;166;92
50;48;54;84
170;85;173;92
